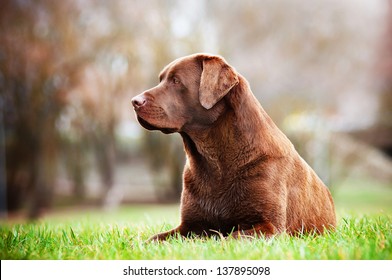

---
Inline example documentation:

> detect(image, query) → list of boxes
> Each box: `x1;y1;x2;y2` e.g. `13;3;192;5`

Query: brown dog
131;53;336;241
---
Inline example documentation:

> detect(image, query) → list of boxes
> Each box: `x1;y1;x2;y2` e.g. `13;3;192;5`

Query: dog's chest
185;173;247;221
182;163;267;235
196;193;231;219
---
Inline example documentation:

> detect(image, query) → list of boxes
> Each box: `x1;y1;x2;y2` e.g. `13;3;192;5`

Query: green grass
0;206;391;260
1;177;392;260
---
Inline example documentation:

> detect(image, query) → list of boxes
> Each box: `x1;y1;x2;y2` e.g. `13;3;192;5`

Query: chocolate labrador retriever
131;53;336;241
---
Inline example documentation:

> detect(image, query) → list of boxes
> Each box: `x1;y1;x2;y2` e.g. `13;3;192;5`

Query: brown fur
131;53;336;241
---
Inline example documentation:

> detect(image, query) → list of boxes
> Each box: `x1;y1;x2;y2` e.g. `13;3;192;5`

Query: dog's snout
131;95;146;109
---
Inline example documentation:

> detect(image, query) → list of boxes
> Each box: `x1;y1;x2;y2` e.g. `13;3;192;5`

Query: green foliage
0;206;391;260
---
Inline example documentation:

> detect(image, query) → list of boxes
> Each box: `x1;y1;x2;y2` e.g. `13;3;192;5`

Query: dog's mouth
137;116;158;130
137;116;177;134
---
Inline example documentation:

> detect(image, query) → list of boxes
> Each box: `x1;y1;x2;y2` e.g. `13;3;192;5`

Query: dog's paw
146;232;170;243
230;231;256;240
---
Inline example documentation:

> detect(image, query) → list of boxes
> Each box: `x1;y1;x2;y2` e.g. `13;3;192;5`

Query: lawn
1;178;392;260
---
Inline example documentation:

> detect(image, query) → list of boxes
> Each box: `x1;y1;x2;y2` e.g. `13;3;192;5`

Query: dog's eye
172;77;180;84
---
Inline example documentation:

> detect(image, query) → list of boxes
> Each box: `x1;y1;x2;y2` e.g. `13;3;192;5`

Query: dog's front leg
231;222;279;239
147;224;194;242
147;227;181;242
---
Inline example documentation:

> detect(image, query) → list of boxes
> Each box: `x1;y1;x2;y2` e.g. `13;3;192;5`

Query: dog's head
131;54;239;134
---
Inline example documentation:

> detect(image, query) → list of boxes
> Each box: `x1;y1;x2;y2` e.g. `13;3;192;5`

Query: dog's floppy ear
199;55;239;110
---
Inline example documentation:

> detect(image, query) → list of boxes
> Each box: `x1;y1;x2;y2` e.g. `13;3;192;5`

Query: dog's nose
131;95;146;109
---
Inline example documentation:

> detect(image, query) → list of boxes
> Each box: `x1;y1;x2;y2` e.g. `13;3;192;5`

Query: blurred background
0;0;391;220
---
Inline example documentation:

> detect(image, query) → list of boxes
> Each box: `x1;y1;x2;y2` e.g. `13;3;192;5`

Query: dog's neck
180;77;293;175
